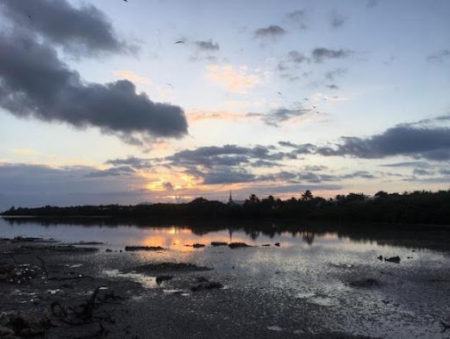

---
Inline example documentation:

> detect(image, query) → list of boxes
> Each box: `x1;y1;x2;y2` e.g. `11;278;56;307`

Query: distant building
227;191;245;206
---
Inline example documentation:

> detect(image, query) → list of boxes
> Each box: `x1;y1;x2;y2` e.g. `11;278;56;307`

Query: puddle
103;269;158;289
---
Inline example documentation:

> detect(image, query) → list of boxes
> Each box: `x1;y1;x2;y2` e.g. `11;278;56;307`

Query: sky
0;0;449;210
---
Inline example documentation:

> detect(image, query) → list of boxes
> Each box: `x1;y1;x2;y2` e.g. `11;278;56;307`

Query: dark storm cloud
0;0;132;56
427;50;450;63
254;25;286;38
286;9;308;30
248;107;311;127
0;33;188;143
311;48;351;63
194;40;220;51
317;126;450;161
105;157;151;169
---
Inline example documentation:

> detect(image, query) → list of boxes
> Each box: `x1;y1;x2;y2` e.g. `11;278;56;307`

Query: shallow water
1;217;450;338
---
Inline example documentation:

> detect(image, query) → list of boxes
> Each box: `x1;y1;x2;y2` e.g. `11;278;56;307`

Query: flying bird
175;40;185;44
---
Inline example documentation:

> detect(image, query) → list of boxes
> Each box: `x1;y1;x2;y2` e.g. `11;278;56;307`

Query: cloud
286;10;308;30
86;166;136;177
427;50;450;63
317;126;450;161
248;107;312;126
205;65;260;93
311;48;351;63
0;0;132;56
330;11;347;29
162;182;174;191
366;0;379;8
166;144;287;169
105;156;151;169
254;25;286;38
381;161;431;168
202;169;256;184
277;49;351;77
195;40;220;51
0;33;188;144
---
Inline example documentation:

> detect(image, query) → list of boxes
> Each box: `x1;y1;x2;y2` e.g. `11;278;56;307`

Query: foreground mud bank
1;236;449;338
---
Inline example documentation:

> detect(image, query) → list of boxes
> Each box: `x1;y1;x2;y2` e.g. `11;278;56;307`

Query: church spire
228;190;233;204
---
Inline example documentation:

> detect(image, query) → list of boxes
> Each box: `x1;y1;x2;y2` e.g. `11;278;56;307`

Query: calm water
1;217;450;337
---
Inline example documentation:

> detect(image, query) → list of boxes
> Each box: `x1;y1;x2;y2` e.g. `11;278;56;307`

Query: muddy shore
1;237;449;338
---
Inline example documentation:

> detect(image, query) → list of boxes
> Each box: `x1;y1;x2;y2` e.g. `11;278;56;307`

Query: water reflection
1;217;450;252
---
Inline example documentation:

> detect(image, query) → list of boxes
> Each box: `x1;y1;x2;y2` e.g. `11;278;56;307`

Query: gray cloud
203;169;256;185
194;40;220;51
311;48;351;63
366;0;379;8
248;107;312;127
0;0;132;56
162;182;174;191
427;50;450;63
381;161;431;168
105;157;151;169
166;144;293;169
86;166;136;178
0;33;187;144
254;25;286;38
317;126;450;161
330;11;347;28
286;10;308;30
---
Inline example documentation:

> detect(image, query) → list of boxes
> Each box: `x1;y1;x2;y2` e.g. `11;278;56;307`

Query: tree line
2;189;450;225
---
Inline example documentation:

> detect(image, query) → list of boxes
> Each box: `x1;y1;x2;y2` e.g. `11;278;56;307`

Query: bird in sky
175;40;185;44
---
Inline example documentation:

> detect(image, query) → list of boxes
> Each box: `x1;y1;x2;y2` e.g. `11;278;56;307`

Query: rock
262;244;271;247
192;243;205;248
71;241;104;245
105;248;112;252
156;275;173;285
20;245;98;253
191;281;223;292
0;325;14;336
196;276;209;283
124;246;165;252
274;243;280;247
127;263;212;274
228;242;251;249
11;236;44;243
385;256;401;264
349;278;380;288
210;241;227;247
377;255;383;261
